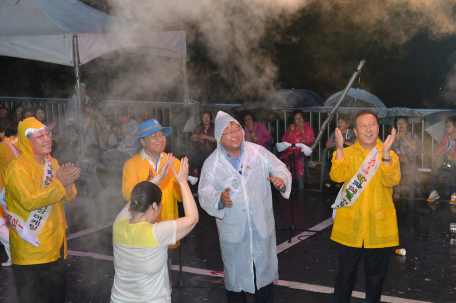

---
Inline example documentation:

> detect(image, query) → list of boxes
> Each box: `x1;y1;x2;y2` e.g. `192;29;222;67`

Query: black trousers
13;246;67;303
226;264;274;303
333;244;392;303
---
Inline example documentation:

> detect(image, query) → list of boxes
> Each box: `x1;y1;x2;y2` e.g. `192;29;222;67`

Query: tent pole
73;34;85;157
183;56;189;107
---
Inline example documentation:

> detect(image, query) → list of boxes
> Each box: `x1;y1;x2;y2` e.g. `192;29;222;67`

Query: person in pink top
279;110;315;179
243;113;272;148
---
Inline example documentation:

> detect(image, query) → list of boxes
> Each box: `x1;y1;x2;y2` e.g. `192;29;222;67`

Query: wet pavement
1;177;456;302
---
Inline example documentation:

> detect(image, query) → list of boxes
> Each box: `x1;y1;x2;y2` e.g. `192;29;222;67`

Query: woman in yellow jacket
5;117;80;303
122;119;182;291
0;115;21;267
330;111;400;303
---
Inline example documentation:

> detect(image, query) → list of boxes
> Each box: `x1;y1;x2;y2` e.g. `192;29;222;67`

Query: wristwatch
382;157;392;162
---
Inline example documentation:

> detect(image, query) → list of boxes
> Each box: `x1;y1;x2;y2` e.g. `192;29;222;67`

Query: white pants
0;217;11;262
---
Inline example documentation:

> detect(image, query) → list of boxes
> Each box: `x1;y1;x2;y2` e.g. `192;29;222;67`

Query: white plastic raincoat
198;111;292;293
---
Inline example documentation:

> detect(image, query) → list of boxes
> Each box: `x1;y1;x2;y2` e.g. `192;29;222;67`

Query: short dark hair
129;181;162;213
199;110;212;123
446;116;456;127
0;115;18;137
354;110;378;127
0;107;9;114
22;108;34;119
118;107;129;118
292;110;306;121
140;104;150;111
12;103;24;115
243;112;256;122
395;116;409;127
34;106;45;116
338;114;351;125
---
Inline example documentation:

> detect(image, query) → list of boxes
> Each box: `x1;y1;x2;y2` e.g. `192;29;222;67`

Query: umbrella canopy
230;102;280;124
325;88;386;108
263;89;324;109
425;110;456;143
230;102;264;112
172;106;220;132
377;107;425;125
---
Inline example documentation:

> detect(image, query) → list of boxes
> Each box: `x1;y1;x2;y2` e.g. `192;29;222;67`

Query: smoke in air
80;0;456;103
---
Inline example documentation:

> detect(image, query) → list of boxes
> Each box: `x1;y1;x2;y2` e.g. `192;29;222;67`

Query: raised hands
334;128;345;150
148;153;176;184
56;163;80;187
172;157;189;185
383;128;396;155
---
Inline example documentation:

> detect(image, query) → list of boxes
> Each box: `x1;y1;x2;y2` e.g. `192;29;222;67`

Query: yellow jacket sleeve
122;157;142;201
378;151;401;188
63;183;78;203
7;163;68;212
329;150;350;184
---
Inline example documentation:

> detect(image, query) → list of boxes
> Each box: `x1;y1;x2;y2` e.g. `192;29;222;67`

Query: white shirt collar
141;148;164;171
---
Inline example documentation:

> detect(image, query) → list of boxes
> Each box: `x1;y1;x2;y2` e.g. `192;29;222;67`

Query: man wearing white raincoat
199;111;292;303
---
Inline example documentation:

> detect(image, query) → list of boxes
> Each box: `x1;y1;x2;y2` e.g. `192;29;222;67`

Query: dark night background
1;0;455;109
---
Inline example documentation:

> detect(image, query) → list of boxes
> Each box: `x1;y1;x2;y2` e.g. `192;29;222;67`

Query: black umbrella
230;102;280;124
263;89;324;109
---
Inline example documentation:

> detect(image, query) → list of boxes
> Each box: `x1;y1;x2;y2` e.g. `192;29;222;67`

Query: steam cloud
83;0;456;104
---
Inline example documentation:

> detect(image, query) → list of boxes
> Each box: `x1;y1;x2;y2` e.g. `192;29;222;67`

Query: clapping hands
172;157;189;184
148;153;175;184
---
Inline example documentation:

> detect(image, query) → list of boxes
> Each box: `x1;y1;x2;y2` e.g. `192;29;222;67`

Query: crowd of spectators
0;91;439;201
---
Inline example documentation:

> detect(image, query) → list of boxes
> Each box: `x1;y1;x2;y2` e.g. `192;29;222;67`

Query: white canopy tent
0;0;187;64
0;0;189;155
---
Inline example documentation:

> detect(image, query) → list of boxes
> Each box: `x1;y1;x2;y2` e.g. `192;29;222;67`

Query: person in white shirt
111;157;199;303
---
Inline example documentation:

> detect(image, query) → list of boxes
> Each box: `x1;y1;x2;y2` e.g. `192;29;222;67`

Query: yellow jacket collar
353;138;383;151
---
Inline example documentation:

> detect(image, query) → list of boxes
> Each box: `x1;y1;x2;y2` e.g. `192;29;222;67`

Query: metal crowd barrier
0;97;443;171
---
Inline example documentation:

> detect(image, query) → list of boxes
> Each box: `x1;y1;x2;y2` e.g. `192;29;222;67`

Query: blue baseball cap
135;119;173;146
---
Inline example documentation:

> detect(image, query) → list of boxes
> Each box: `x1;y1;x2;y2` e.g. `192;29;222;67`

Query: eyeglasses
30;132;52;140
222;128;242;137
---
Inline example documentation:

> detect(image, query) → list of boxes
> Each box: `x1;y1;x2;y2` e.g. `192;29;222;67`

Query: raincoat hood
17;118;46;168
214;111;245;143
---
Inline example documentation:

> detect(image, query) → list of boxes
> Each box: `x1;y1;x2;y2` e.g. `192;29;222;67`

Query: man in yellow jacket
0;115;21;267
330;110;400;303
122;119;182;289
5;117;80;303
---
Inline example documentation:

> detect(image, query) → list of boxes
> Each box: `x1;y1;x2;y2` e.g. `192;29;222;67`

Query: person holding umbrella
428;116;456;204
391;116;421;199
279;110;315;179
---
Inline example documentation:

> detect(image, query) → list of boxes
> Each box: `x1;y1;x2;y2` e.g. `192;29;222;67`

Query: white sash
331;148;381;218
0;155;55;247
